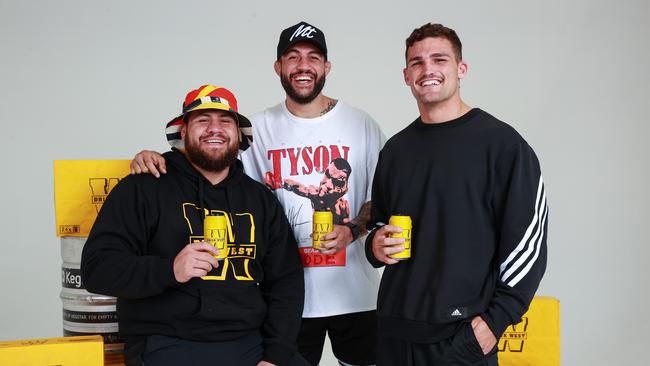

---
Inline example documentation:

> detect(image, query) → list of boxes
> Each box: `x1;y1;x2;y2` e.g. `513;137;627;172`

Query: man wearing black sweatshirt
365;23;548;365
81;85;308;366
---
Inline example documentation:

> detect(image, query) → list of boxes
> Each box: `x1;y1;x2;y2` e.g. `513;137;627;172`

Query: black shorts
376;321;498;366
298;310;377;366
124;332;310;366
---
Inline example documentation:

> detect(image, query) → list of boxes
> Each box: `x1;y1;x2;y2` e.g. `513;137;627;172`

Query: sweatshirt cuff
157;257;178;287
364;229;385;268
481;290;529;339
263;342;293;366
481;310;509;340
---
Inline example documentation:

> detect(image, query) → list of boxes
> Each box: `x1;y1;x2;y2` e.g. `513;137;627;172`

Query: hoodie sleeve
258;193;304;365
81;176;177;299
481;139;548;338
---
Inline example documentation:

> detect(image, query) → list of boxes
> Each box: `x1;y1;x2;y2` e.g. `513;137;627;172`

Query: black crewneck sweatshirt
366;108;548;342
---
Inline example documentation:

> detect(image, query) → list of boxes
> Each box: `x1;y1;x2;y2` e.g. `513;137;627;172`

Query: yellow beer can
312;210;333;251
204;214;228;260
388;215;412;260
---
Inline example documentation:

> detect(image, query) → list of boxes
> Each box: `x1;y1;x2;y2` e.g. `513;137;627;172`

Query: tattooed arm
320;201;373;254
351;201;372;236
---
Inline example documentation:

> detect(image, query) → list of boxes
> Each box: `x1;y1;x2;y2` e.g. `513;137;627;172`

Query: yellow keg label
388;215;412;260
312;211;333;251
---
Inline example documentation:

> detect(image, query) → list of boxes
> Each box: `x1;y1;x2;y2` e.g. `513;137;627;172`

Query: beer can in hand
312;210;333;251
204;214;228;260
388;215;412;260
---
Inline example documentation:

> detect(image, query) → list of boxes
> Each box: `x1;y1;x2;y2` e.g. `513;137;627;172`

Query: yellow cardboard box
498;296;561;366
0;335;103;365
54;160;131;237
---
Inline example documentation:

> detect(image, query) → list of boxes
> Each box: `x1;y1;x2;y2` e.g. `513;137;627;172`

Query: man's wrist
345;222;360;241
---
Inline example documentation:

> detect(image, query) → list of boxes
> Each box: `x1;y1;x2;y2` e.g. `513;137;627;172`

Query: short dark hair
405;23;462;63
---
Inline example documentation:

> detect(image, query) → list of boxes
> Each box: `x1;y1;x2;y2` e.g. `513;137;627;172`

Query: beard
184;135;239;173
281;71;326;104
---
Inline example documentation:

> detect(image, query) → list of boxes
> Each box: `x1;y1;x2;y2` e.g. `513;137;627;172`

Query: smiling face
403;36;467;110
275;42;331;104
181;109;239;172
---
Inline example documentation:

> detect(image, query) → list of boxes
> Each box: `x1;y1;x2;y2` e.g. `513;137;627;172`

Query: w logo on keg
89;177;121;213
183;203;257;281
498;316;529;352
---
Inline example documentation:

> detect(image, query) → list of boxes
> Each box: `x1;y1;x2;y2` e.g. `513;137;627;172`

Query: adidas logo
451;309;462;317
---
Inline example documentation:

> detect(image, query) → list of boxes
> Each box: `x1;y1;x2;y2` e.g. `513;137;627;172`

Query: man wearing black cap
131;21;384;366
242;23;385;366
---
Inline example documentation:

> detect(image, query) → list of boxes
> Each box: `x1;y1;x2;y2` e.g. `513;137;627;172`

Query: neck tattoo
320;100;338;116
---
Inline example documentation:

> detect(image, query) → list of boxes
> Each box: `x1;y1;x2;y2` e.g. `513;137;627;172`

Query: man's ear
403;67;411;86
324;60;331;76
457;60;468;80
180;123;187;140
274;60;281;77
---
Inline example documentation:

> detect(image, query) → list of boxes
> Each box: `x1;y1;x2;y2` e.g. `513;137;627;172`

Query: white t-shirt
240;101;386;318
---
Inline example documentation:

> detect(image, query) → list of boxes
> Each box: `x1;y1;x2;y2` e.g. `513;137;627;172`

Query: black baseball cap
277;21;327;60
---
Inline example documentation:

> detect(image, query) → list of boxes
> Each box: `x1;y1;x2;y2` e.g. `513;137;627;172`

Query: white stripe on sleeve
499;176;544;276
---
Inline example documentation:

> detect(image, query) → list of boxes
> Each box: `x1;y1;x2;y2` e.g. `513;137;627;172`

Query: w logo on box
496;297;560;366
498;317;529;352
89;177;121;213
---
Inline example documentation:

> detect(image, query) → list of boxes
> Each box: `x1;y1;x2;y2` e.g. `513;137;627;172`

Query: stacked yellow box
0;335;103;365
498;296;561;366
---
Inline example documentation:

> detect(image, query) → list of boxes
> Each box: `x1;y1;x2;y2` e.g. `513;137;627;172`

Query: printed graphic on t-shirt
182;203;256;281
262;144;351;267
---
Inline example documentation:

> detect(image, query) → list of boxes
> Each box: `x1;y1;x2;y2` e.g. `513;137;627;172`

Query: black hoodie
81;149;304;365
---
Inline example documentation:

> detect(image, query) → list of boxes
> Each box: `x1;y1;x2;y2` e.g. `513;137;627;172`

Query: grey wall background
1;0;648;364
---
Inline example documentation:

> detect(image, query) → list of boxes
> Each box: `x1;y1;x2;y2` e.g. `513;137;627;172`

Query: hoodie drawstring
198;177;206;220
